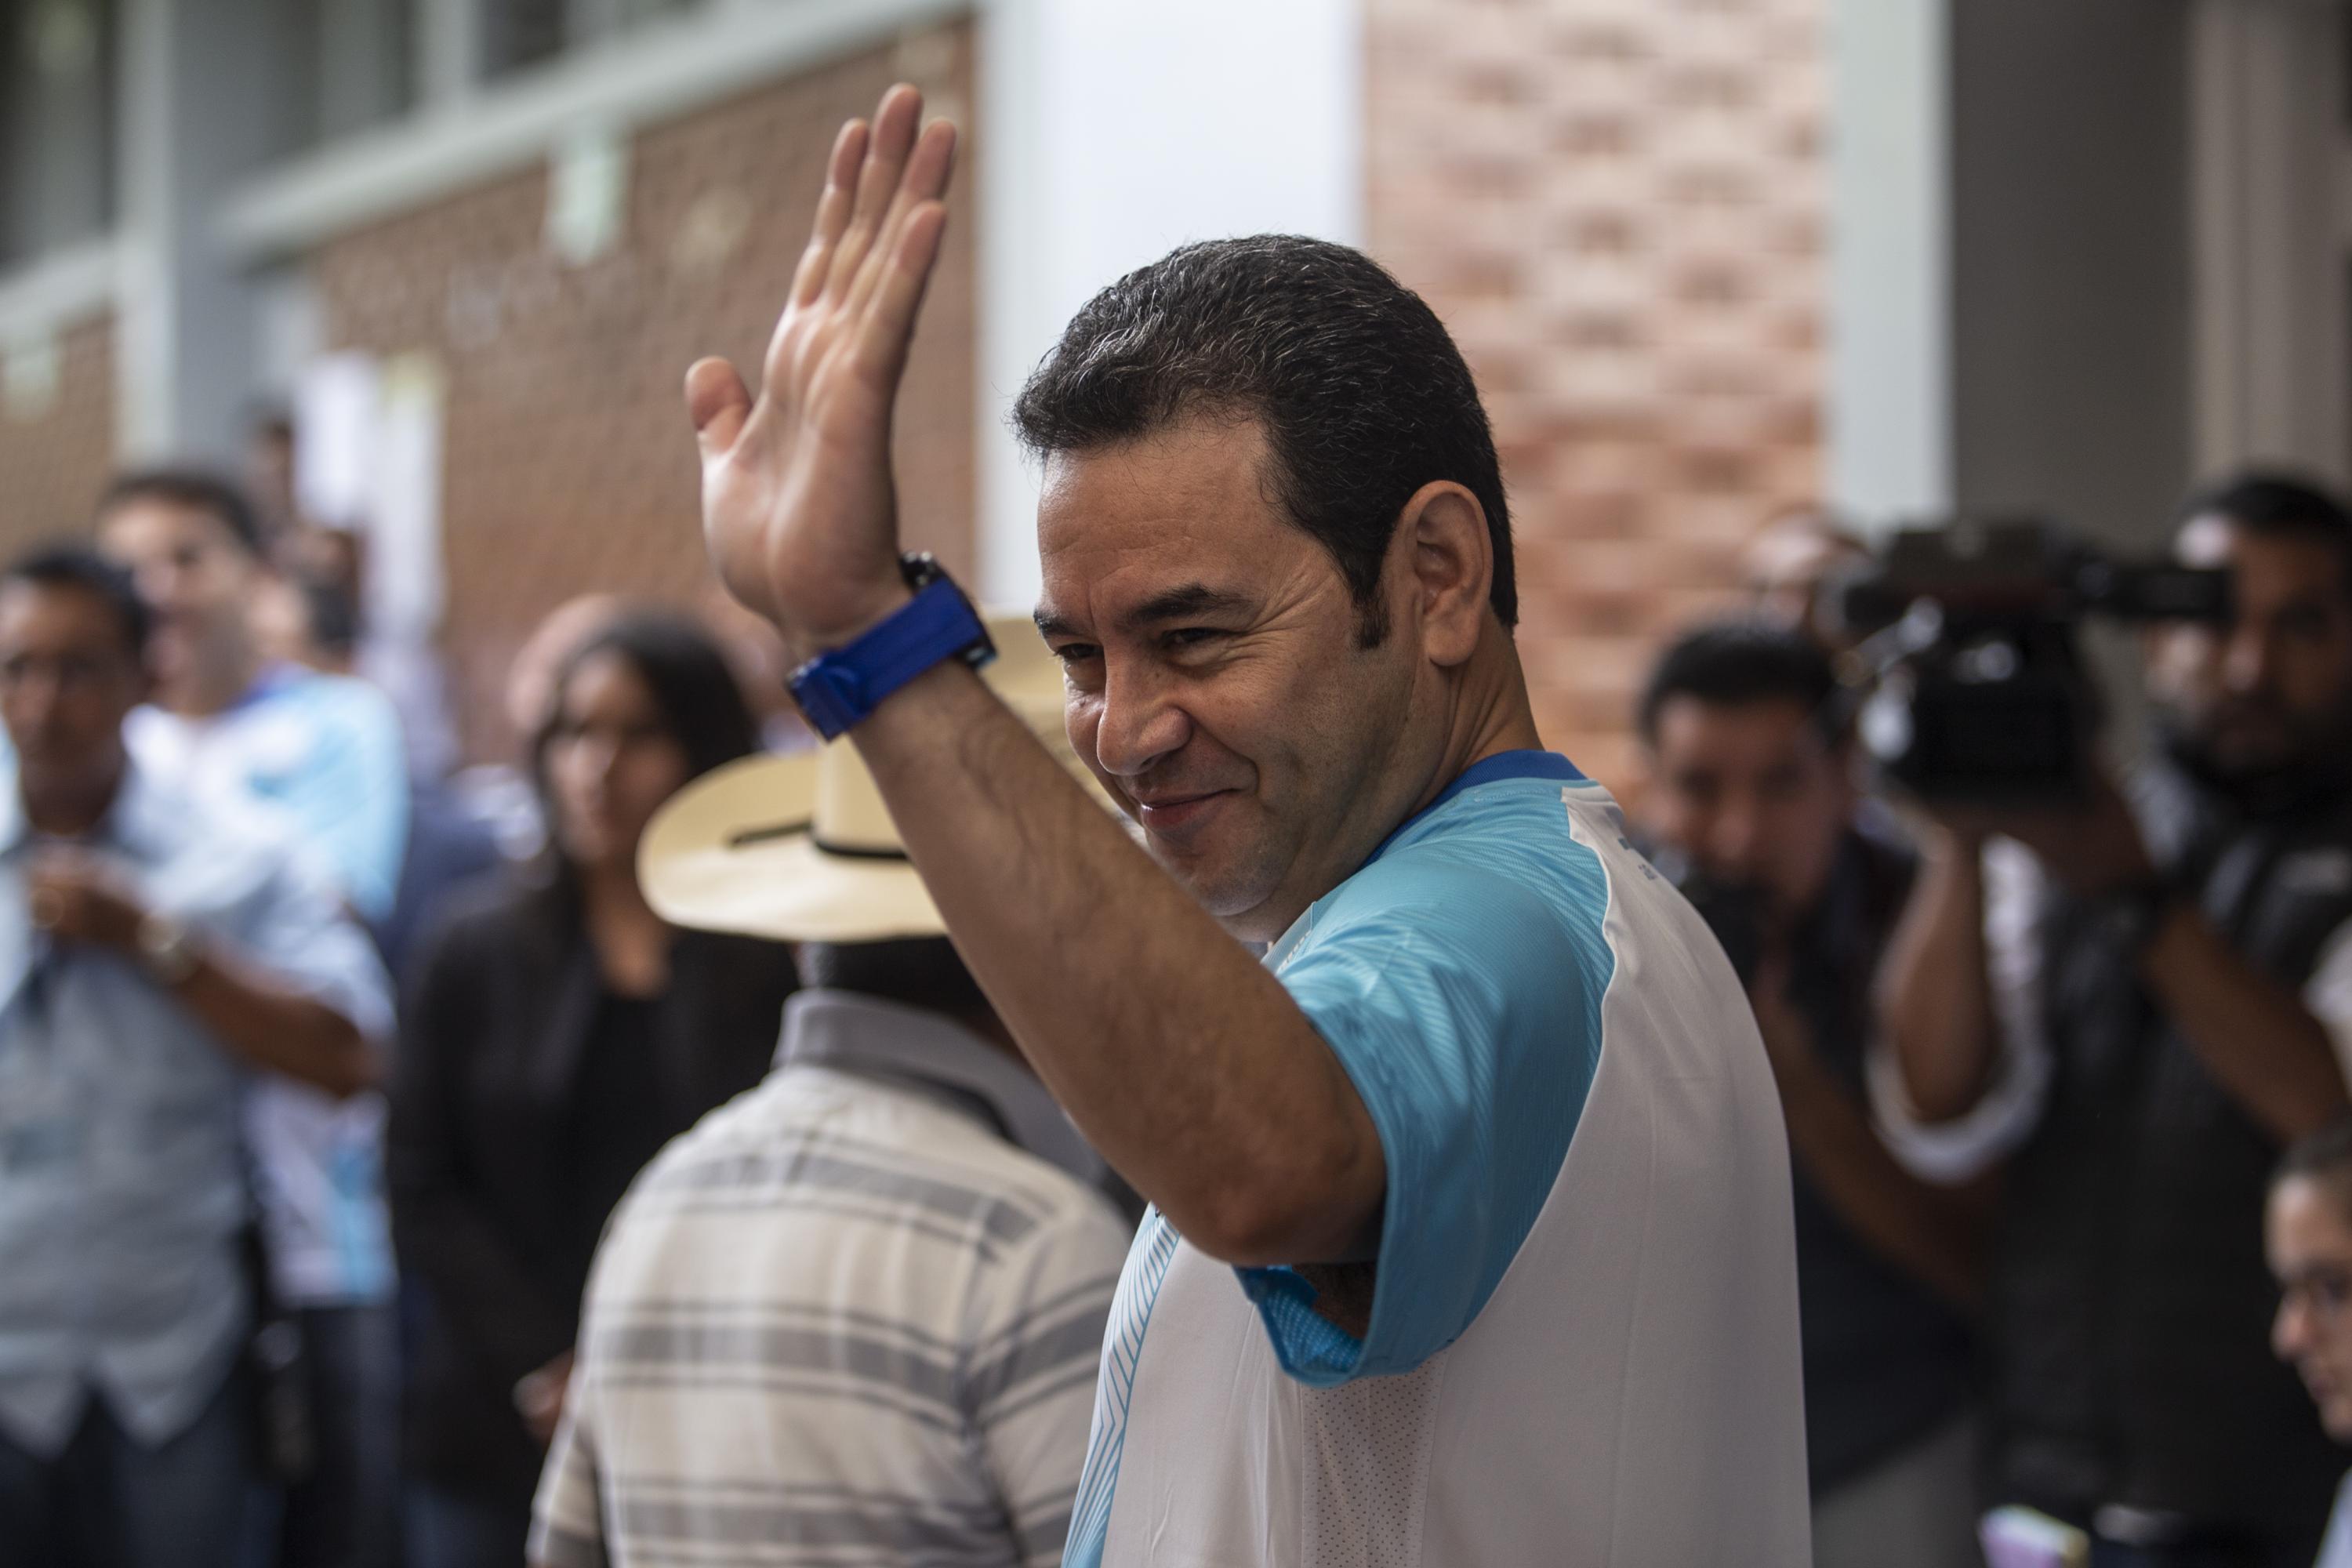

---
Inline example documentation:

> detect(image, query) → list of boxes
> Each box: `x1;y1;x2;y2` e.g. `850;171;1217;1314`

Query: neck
1225;625;1544;946
167;642;261;719
21;763;125;839
578;856;657;921
1413;625;1544;816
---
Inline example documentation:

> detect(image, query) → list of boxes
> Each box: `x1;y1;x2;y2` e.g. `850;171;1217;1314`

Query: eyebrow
1036;583;1254;643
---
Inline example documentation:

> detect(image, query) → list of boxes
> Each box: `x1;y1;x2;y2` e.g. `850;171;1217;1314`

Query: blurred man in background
2269;1118;2352;1567
1879;472;2352;1564
96;471;411;1568
1639;622;1983;1567
0;546;390;1568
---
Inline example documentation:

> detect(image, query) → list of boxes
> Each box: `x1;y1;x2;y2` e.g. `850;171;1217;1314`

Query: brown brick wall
1367;0;1827;793
0;315;117;553
310;24;977;763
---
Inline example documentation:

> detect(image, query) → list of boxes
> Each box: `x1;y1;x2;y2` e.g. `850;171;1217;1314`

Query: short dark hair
1638;620;1846;746
2181;469;2352;599
1011;234;1513;644
0;543;153;659
2276;1116;2352;1221
797;938;992;1022
96;466;267;557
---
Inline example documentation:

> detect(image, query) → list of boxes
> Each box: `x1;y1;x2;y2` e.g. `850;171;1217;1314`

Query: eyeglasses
2278;1264;2352;1322
0;653;119;693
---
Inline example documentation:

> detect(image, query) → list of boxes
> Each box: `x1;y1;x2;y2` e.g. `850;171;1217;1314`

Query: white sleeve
1868;837;2055;1185
2303;918;2352;1092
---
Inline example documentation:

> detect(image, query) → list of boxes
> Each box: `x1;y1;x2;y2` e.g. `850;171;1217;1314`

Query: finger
844;120;958;324
791;118;867;307
852;201;949;384
684;358;756;457
828;85;924;297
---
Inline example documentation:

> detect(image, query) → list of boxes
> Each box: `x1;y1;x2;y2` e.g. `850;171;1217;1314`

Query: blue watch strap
788;573;994;739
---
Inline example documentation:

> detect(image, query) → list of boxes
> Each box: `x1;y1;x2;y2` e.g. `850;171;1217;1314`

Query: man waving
686;85;1809;1566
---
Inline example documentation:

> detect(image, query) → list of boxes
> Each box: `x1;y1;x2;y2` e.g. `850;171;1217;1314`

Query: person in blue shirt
0;546;392;1568
675;85;1810;1563
96;470;409;1568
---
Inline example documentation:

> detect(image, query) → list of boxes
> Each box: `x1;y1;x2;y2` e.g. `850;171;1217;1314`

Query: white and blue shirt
1065;752;1810;1566
129;667;409;1308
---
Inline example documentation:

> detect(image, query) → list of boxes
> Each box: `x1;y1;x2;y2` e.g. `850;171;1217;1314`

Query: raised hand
686;84;957;659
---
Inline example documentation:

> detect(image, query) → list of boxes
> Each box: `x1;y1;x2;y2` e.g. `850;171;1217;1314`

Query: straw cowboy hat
638;610;1102;943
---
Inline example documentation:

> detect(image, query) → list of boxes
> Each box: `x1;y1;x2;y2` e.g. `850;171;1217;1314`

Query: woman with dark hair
388;611;797;1567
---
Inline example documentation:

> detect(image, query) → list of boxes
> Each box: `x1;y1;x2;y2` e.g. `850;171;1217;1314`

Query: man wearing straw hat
681;84;1809;1566
528;615;1130;1568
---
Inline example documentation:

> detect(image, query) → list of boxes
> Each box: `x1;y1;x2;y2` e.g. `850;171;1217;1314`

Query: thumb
684;357;755;457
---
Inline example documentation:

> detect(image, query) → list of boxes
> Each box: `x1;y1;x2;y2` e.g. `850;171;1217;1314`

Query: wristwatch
136;910;204;986
786;554;996;740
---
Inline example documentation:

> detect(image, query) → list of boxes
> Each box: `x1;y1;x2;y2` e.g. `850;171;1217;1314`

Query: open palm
686;85;956;657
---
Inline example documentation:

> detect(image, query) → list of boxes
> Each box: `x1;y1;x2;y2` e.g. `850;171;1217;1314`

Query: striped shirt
531;989;1130;1568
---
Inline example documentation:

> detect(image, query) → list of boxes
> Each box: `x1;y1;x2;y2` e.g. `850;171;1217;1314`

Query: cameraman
1878;472;2352;1564
1639;622;1983;1568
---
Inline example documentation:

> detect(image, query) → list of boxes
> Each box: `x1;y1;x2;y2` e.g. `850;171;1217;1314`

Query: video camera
1834;518;2231;804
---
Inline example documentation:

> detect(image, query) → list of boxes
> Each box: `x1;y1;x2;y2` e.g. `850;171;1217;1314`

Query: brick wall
310;25;977;763
1367;0;1827;793
0;314;116;552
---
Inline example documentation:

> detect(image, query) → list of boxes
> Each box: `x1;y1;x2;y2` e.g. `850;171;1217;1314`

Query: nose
1708;799;1762;877
2276;1295;2312;1363
2223;623;2274;698
1090;656;1191;781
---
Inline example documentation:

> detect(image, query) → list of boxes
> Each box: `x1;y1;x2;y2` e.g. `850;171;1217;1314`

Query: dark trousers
277;1305;399;1568
0;1367;270;1568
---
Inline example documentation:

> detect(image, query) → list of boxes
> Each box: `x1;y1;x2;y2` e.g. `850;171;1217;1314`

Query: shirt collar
775;989;1105;1187
1366;749;1584;866
1265;749;1588;974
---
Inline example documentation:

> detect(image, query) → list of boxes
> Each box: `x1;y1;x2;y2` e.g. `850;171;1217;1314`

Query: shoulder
409;869;550;980
130;764;309;876
277;672;406;756
1310;786;1613;955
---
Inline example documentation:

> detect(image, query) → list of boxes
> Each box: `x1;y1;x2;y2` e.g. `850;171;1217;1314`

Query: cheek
2278;639;2352;711
546;742;599;807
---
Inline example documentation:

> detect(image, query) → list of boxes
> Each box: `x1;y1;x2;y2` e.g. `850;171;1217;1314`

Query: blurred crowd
5;418;2352;1568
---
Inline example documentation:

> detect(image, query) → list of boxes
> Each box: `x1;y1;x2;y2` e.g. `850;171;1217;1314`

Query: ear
1392;481;1493;668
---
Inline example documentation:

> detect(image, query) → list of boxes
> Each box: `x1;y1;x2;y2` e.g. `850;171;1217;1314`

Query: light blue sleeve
217;829;397;1053
1237;848;1614;1385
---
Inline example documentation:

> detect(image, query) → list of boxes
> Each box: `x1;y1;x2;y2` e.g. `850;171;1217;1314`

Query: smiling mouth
1132;789;1233;833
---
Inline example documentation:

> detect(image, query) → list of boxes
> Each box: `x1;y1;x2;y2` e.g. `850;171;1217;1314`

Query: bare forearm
180;950;376;1098
1878;833;1998;1123
2142;908;2347;1143
1773;1054;1984;1309
851;662;1384;1265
